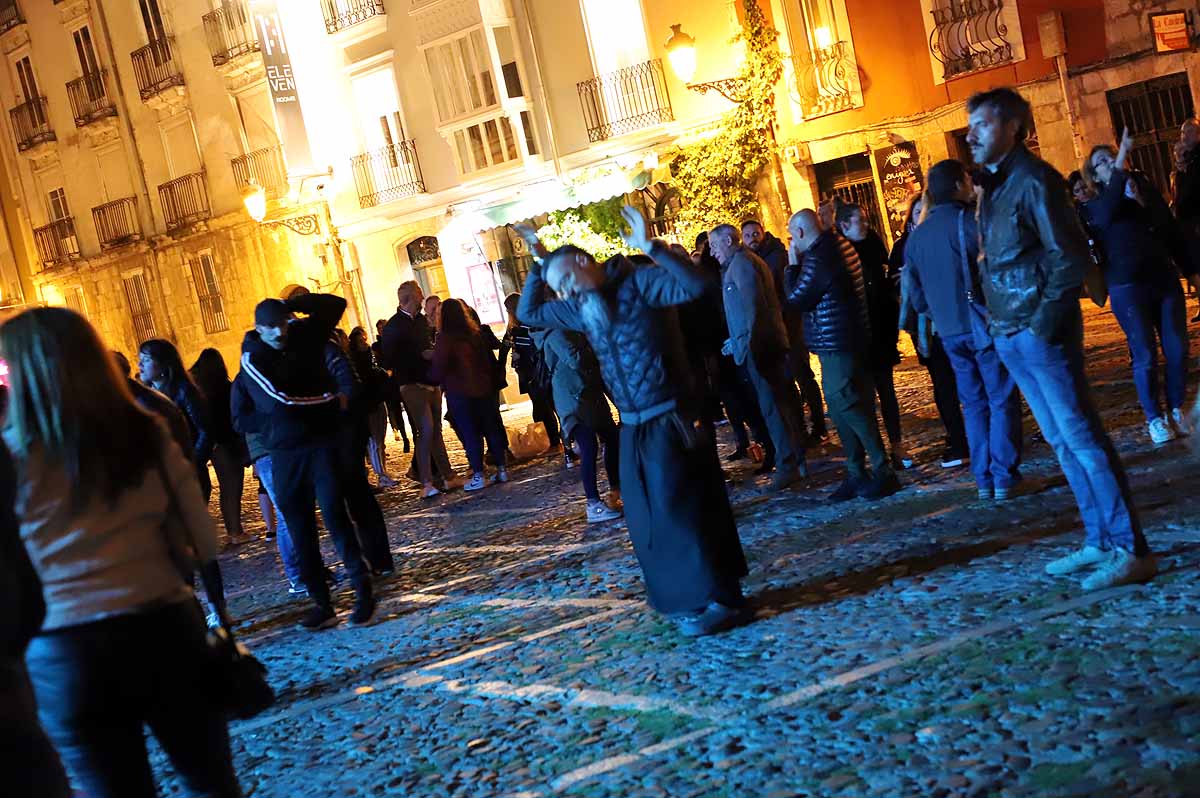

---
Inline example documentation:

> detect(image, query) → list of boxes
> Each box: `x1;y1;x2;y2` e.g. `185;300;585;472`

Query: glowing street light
242;182;267;223
665;24;697;84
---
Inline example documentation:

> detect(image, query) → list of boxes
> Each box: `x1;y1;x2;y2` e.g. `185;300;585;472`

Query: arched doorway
404;236;448;298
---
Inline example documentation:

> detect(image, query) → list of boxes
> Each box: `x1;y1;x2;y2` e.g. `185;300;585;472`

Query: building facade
0;0;1196;369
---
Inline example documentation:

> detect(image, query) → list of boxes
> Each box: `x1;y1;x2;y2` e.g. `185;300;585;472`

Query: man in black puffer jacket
236;292;375;630
785;208;899;503
515;206;748;639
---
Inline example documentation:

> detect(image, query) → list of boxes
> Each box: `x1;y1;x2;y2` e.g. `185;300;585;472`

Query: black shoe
298;605;338;631
753;461;776;476
372;567;395;578
940;449;968;469
726;447;749;462
829;477;862;503
675;602;748;637
350;594;377;626
402;439;411;453
862;470;902;500
769;468;804;492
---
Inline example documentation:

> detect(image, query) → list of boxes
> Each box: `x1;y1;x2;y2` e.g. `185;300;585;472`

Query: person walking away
239;293;377;628
3;307;242;798
1170;117;1200;319
373;318;410;452
500;292;565;456
837;203;911;467
190;348;249;542
380;281;460;498
535;322;623;522
515;206;749;637
708;223;807;490
743;219;827;443
967;86;1155;590
891;194;970;469
350;326;397;486
231;370;302;596
786;210;901;502
901;159;1022;501
137;339;232;628
432;299;509;491
1084;129;1190;445
0;439;72;798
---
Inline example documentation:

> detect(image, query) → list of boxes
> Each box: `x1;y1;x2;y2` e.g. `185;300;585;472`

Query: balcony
232;145;288;197
92;197;142;250
33;218;81;269
10;97;54;152
203;1;258;66
321;0;385;34
0;0;22;35
791;41;861;120
929;0;1014;81
577;59;674;143
351;140;424;209
66;71;116;127
131;37;184;101
158;172;210;232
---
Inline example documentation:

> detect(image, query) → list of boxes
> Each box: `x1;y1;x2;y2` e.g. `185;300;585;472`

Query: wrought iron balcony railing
577;59;674;143
203;1;259;66
792;41;859;120
93;196;142;249
66;70;116;127
10;96;54;151
351;140;424;208
33;218;80;268
158;172;210;231
0;0;22;35
131;37;184;100
321;0;385;34
929;0;1014;81
232;145;288;197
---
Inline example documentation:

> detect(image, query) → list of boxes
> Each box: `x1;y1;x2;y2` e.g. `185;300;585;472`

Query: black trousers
575;420;620;500
271;444;372;608
530;389;562;447
338;421;394;573
922;335;968;454
870;362;903;451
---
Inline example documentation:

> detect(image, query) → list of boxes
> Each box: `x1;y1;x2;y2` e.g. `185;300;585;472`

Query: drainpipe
518;0;563;177
1055;54;1083;162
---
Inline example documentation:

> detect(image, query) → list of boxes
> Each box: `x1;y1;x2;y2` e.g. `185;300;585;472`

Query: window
579;0;650;75
139;0;167;42
451;114;520;173
122;272;157;342
160;113;203;178
919;0;1025;84
349;66;407;152
64;285;86;316
73;26;101;76
47;187;69;221
788;0;862;120
14;55;37;102
423;29;498;125
492;26;524;99
189;251;229;333
1107;73;1194;199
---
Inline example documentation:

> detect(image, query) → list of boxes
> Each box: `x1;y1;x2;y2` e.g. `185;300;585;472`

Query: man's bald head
788;209;823;256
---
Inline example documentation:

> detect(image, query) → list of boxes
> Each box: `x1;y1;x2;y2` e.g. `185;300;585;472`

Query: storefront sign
467;262;505;326
873;142;924;243
1150;11;1192;53
250;0;314;172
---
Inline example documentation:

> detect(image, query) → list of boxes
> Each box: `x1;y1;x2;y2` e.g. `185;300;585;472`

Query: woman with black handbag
1;307;243;798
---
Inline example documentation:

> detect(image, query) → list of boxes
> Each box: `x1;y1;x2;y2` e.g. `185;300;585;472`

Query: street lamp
242;181;267;223
664;23;748;103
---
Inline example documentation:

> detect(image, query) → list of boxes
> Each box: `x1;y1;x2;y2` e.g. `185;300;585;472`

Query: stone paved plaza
158;305;1200;798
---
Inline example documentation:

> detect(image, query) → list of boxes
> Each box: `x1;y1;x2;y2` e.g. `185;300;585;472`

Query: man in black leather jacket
785;208;898;503
515;207;748;638
968;87;1154;591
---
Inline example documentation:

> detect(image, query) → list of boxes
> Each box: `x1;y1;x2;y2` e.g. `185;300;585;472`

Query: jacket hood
241;329;270;355
758;232;786;258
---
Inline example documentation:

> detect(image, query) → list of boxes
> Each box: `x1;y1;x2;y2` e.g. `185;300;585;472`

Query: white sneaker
1148;416;1175;446
464;473;487;491
1081;549;1158;591
1171;407;1190;436
420;484;440;500
586;499;622;523
1045;545;1108;576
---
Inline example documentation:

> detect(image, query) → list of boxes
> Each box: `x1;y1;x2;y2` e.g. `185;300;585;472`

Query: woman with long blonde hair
2;308;241;798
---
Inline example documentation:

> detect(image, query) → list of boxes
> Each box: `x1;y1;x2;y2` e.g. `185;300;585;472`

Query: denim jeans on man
1107;279;1189;421
256;454;299;585
941;333;1022;491
25;601;241;798
993;313;1147;554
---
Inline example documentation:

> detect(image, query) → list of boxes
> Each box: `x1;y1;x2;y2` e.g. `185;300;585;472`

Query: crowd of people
2;86;1194;796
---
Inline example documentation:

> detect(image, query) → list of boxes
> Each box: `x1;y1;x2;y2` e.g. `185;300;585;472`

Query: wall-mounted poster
466;262;505;326
873;142;925;244
1150;11;1192;53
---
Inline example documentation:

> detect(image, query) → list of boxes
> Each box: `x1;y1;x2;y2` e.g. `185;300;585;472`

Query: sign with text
250;0;314;173
873;142;924;244
1150;11;1192;53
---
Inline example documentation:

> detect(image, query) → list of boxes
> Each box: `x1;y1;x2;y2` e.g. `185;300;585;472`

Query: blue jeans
942;333;1022;491
257;454;299;585
994;319;1146;554
1108;280;1189;422
445;392;507;474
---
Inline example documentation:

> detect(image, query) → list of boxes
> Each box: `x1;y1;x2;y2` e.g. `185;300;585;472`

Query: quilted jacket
784;230;870;354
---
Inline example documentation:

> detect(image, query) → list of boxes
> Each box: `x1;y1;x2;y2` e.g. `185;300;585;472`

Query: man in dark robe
514;207;749;637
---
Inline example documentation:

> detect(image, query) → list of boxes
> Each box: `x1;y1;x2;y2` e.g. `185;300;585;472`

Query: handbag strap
957;208;975;305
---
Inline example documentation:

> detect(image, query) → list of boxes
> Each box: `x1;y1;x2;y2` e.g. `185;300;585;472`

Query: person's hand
619;205;653;252
512;223;548;262
788;239;803;265
1125;176;1145;206
721;338;733;357
1116;126;1133;170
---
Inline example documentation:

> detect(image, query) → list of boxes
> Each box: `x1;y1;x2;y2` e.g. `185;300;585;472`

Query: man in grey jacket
709;224;806;490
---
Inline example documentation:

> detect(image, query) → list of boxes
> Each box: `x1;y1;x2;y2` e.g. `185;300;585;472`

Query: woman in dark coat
350;327;396;487
189;348;248;541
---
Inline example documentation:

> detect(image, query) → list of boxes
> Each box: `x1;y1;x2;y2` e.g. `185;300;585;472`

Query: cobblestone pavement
156;306;1200;797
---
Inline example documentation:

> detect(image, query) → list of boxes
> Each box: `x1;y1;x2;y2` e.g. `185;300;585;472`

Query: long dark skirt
620;412;748;615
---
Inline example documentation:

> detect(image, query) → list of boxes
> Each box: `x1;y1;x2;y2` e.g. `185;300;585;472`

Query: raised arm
632;241;710;307
515;264;582;331
288;292;347;339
